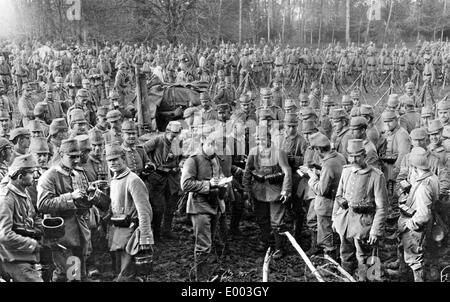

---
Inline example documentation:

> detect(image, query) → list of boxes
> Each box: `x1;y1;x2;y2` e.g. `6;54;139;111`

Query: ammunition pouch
155;166;178;175
350;200;376;214
265;172;285;185
13;226;42;241
336;197;349;210
399;204;416;218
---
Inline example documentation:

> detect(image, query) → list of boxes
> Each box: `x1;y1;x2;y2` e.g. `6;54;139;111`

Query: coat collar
7;183;28;198
112;167;131;180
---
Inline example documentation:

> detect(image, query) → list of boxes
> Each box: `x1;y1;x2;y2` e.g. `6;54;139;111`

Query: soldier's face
91;143;104;157
97;116;108;126
412;138;427;149
352;98;360;107
31;131;42;138
122;131;137;145
0;119;10;132
109;120;121;131
61;154;80;169
242;103;250;112
406;86;414;95
34;153;49;167
107;156;127;173
430;132;442;145
438;110;449;123
384;119;398;132
421;116;433;128
351;128;365;140
74;121;88;134
286;125;297;137
348;154;366;167
18;136;31;150
19;170;34;187
332;119;344;132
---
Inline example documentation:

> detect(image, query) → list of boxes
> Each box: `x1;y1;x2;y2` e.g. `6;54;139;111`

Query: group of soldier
0;38;450;283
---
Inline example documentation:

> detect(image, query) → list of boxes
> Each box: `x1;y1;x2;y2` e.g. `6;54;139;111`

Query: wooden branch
324;254;356;282
262;247;272;282
317;266;348;282
283;232;325;282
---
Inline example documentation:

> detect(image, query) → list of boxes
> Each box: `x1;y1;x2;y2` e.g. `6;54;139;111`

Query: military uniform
330;109;352;159
308;133;346;254
333;141;388;278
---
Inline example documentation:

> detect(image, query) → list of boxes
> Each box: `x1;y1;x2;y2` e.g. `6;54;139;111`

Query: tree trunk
442;0;448;41
383;0;394;44
217;0;223;45
346;0;350;45
239;0;243;45
318;0;323;47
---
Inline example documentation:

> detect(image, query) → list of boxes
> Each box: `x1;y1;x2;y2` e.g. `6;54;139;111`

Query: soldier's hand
72;189;86;201
209;178;220;188
367;235;378;245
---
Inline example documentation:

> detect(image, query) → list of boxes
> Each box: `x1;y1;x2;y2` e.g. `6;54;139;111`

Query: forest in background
5;0;450;47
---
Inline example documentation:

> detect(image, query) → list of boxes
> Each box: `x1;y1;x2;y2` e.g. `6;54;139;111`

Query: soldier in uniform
84;129;109;183
0;154;43;282
360;105;380;149
0;82;13;119
399;82;418;109
180;130;225;281
340;95;352;116
143;121;182;242
68;109;90;138
330;108;352;159
106;143;154;282
436;100;450;127
397;147;439;282
121;120;149;176
48;118;69;166
420;106;435;129
0;56;11;92
332;139;388;281
230;95;257;156
43;86;66;121
64;64;83;102
67;89;96;127
104;110;123;145
9;128;31;165
281;113;307;242
320;96;335;139
243;125;292;258
0;138;12;181
256;88;284;122
33;103;50;137
92;106;109;133
18;83;35;128
37;139;93;282
0;110;11;139
271;78;284;109
308;81;321;110
300;132;346;259
380;110;412;218
349;117;380;169
427;119;447;166
399;97;421;134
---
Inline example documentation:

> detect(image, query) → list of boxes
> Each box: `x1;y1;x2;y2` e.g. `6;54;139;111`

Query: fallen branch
324;254;356;282
317;266;348;282
283;232;325;282
262;247;272;282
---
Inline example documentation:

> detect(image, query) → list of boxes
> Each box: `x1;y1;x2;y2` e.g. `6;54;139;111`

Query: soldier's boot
305;231;322;257
357;263;368;282
193;253;212;282
229;210;243;237
413;268;424;282
152;211;163;243
272;233;287;260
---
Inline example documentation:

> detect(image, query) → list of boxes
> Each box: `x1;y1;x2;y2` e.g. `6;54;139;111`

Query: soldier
399;82;418;108
197;92;218;123
84;129;109;183
330;108;352;159
105;143;154;282
81;78;99;109
121;120;149;175
230;95;257;156
350;89;361;108
299;93;309;108
243;125;292;258
53;76;70;111
281;113;307;242
0;154;43;282
11;57;29;98
397;147;439;282
180;131;226;281
0;138;12;181
349;116;380;169
18;83;35;128
386;94;401;116
436;100;450;127
284;99;298;115
104;110;123;145
114;62;131;107
69;109;89;138
365;50;378;87
320;96;335;139
341;95;353;115
92;106;109;133
0;110;11;139
332;139;388;281
28;137;51;208
420;106;435;129
67;89;96;127
300;132;346;259
43;86;66;121
9;128;31;165
64;64;83;102
37;139;93;282
427;119;447;166
0;55;11;92
309;82;321;110
256;88;284;122
143;121;182;242
33;102;50;137
360;105;380;149
48;118;69;166
271;78;283;109
380;110;412;217
399;97;421;134
0;82;13;119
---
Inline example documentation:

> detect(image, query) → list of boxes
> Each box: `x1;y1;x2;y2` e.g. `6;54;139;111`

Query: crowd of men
0;38;450;283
